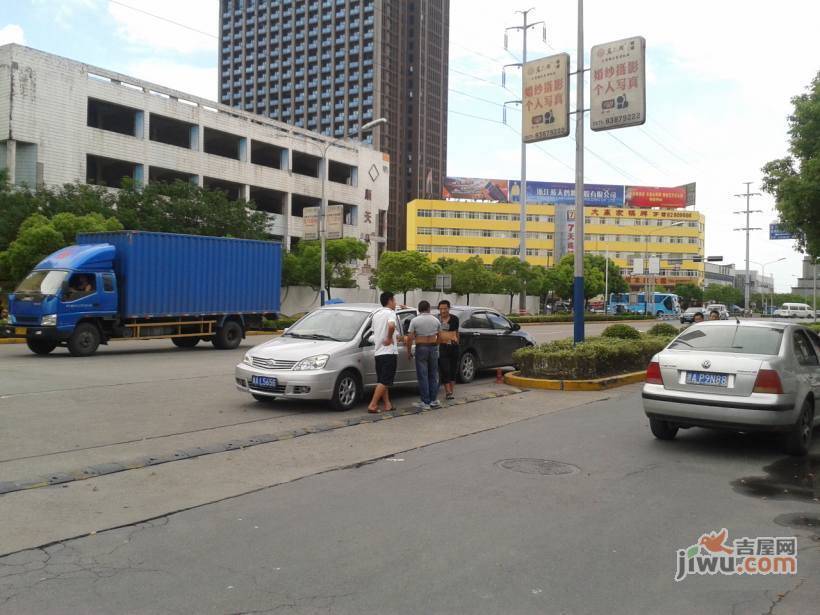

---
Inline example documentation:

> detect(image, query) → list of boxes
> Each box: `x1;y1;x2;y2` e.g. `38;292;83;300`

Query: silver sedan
642;321;820;455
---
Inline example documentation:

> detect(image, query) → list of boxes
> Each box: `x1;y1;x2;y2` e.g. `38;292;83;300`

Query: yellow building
406;199;706;289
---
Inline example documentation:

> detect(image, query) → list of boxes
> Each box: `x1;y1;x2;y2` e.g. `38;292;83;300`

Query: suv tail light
646;361;663;385
753;369;783;394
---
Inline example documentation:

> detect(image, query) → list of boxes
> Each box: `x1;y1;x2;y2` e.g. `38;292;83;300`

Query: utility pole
503;8;545;314
572;0;586;342
733;182;762;312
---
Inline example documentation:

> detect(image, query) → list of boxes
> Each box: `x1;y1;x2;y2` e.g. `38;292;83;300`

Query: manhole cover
495;458;580;476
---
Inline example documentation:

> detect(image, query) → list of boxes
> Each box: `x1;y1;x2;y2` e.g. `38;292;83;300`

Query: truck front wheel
27;339;58;355
68;323;101;357
212;321;243;350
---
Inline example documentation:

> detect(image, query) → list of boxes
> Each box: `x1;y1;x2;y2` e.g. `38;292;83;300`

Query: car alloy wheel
332;370;360;411
459;352;476;383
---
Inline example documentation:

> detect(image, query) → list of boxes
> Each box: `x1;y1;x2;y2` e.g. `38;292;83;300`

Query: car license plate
686;371;728;387
251;375;278;390
15;327;26;336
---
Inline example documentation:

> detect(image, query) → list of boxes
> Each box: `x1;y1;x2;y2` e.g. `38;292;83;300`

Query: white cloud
107;0;219;54
124;59;218;101
0;24;26;46
32;0;97;29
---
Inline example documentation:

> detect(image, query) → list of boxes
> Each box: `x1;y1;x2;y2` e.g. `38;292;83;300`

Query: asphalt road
0;320;658;472
1;390;816;614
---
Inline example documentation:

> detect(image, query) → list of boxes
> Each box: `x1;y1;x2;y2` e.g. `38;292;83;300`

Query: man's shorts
375;354;398;386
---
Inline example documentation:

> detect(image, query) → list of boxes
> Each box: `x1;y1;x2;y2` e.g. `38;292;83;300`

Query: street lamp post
750;257;785;317
311;118;387;306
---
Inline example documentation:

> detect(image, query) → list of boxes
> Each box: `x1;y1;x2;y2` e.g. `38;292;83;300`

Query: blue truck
5;231;281;357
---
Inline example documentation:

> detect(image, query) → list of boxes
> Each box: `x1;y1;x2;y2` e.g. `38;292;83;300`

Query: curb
0;331;281;345
0;386;525;497
517;319;654;327
504;370;645;391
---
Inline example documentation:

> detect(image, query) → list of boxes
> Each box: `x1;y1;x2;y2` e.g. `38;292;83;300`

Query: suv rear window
669;325;784;355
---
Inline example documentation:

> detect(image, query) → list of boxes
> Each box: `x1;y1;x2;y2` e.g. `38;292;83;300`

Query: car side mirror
512;323;521;331
361;330;374;347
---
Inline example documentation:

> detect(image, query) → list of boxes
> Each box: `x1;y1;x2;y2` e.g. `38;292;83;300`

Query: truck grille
14;316;39;325
251;357;297;370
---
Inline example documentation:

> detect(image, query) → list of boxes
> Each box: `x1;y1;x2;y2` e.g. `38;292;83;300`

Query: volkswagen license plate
686;371;728;387
251;375;278;390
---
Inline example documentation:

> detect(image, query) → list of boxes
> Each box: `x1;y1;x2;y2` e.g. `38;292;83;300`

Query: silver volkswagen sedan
235;304;419;411
642;321;820;455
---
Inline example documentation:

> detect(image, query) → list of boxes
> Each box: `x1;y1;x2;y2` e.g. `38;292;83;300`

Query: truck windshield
15;270;68;296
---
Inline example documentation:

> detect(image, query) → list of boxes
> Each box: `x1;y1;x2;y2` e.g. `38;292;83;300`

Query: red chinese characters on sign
625;186;687;208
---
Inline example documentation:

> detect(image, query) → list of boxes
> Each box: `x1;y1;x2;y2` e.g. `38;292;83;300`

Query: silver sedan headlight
293;354;330;371
243;353;253;366
41;314;57;327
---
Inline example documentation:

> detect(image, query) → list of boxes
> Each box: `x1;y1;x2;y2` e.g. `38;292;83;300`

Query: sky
1;0;817;291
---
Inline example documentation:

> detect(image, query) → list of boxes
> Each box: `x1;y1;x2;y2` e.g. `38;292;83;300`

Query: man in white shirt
368;291;399;413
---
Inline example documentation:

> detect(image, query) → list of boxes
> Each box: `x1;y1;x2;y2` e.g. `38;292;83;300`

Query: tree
114;179;269;239
586;254;628;294
547;254;606;305
491;257;541;314
448;256;494;304
673;283;704;309
0;213;123;284
375;250;439;304
761;71;820;257
283;238;368;298
704;284;743;306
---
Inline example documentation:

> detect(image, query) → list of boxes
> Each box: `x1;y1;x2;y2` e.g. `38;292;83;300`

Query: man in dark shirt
436;300;460;401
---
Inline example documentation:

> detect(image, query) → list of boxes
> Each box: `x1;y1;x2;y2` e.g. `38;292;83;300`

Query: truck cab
7;244;118;355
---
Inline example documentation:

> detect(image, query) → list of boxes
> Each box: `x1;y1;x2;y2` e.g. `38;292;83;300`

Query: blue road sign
769;224;796;240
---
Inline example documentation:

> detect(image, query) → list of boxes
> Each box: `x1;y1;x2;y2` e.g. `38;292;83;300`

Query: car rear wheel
458;351;477;383
172;337;200;348
784;400;814;456
26;339;58;355
331;369;361;412
649;417;679;440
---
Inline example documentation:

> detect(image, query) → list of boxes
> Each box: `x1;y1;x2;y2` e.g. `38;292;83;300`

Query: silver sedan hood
248;335;349;361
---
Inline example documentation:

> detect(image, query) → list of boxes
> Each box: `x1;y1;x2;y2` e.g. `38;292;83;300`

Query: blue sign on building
769;224;796;240
508;180;624;206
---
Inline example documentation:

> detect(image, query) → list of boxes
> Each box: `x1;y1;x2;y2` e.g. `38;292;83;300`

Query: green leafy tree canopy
0;213;123;283
375;250;440;303
761;71;820;256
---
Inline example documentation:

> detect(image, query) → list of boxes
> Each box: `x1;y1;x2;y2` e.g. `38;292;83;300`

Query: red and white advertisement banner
625;186;687;208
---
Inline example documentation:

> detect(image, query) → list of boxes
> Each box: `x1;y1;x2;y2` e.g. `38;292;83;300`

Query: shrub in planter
646;323;680;338
601;323;641;340
513;335;669;380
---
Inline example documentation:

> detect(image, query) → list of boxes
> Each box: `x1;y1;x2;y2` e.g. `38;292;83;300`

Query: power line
449;88;506;108
108;0;218;39
449;109;505;124
604;132;672;178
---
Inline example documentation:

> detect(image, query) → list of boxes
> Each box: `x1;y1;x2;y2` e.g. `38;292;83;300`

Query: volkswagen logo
701;360;712;369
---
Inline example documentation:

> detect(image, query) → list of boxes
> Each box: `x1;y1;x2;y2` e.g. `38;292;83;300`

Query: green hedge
509;313;654;324
602;323;641;339
513;335;671;380
646;322;681;337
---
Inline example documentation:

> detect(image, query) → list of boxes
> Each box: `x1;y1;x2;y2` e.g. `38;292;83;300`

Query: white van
773;303;813;318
